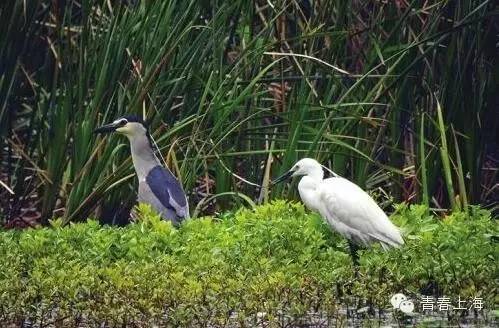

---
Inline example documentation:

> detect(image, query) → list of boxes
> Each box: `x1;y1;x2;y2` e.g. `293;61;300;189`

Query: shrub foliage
0;202;496;326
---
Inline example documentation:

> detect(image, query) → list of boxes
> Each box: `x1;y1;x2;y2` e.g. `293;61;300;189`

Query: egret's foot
353;264;360;279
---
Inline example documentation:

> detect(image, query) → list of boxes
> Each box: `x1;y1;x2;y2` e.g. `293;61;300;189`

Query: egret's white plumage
274;158;403;249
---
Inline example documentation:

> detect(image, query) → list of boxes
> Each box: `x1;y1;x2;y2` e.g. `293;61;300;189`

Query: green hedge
0;201;496;326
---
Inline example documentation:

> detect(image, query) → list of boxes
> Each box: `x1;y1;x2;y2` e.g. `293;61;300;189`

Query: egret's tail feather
369;231;404;249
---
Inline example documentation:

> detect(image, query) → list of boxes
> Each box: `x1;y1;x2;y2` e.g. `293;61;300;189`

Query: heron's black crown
122;114;147;126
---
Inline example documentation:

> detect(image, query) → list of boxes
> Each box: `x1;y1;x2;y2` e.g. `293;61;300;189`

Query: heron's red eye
119;119;128;126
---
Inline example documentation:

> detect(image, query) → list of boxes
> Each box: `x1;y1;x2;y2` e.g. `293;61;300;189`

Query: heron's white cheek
116;126;132;135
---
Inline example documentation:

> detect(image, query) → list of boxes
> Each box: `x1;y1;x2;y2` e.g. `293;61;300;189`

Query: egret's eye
119;119;128;126
294;165;300;171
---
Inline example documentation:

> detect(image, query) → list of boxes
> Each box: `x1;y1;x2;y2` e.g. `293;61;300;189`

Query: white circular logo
390;293;414;314
399;300;415;314
390;293;407;308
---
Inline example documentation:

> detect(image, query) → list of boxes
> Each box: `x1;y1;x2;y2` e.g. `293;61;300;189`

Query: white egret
272;158;403;265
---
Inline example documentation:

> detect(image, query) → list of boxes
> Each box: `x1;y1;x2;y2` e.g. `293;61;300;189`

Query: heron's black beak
271;170;294;185
94;122;118;134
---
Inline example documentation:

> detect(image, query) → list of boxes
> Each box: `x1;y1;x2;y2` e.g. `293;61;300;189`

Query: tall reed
0;0;496;223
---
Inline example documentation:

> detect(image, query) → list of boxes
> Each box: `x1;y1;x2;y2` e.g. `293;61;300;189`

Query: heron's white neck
127;133;161;181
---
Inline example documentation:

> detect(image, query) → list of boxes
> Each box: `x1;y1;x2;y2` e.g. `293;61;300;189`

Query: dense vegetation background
0;0;498;225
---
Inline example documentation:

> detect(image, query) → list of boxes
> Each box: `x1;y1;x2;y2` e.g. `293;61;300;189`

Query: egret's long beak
271;170;294;185
94;122;119;134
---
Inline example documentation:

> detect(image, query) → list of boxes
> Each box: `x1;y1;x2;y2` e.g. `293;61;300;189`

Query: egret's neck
307;166;324;182
127;133;160;181
297;172;323;212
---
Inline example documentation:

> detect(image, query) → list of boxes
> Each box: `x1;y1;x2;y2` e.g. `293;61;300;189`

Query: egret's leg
347;241;362;314
348;241;360;277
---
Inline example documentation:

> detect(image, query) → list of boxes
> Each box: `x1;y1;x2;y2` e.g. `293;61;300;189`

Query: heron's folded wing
145;165;189;219
319;177;403;247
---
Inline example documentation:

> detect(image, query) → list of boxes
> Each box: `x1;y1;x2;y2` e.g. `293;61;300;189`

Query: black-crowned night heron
94;115;189;225
272;158;403;265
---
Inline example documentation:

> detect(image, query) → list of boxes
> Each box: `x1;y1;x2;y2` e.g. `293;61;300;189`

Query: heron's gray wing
138;182;179;223
145;165;189;220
